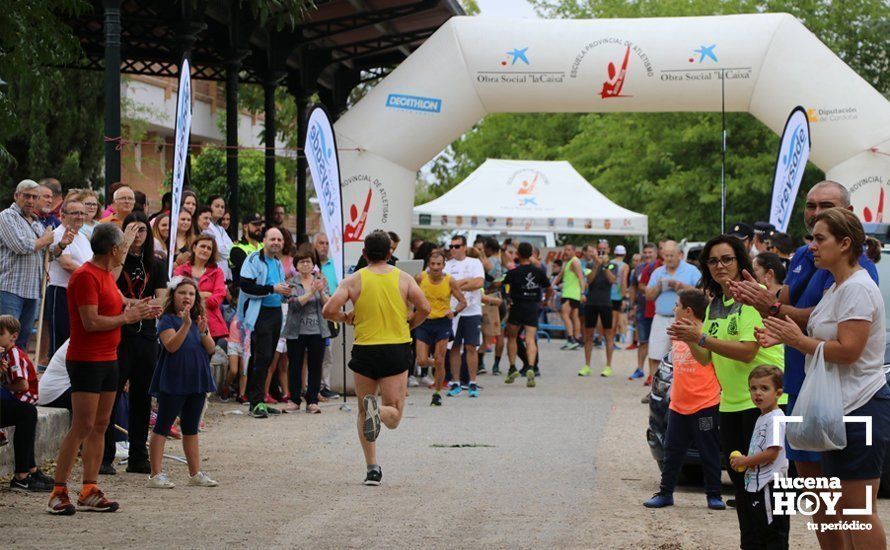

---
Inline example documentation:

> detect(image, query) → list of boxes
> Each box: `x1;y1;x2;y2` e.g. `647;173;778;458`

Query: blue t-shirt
647;262;702;316
150;314;216;395
320;258;338;295
783;244;878;395
261;257;284;308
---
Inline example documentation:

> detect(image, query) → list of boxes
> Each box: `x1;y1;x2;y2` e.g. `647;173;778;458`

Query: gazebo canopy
414;159;648;236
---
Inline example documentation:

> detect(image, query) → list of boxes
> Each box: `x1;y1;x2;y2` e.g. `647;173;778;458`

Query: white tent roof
414;159;648;236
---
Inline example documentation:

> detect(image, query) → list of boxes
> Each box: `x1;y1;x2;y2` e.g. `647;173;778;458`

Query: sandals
307;404;321;414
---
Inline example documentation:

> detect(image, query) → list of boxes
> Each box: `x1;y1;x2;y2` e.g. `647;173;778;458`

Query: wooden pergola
63;0;463;238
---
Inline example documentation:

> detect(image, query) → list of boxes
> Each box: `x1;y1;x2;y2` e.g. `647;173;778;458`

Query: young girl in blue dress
148;277;218;489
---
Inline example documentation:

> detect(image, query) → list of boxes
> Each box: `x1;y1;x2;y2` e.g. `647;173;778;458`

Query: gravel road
1;341;885;548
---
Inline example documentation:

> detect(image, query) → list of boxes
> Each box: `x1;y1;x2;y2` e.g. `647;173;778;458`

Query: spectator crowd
0;176;887;550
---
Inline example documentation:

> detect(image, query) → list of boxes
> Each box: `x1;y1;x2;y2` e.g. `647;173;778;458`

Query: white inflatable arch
333;13;890;262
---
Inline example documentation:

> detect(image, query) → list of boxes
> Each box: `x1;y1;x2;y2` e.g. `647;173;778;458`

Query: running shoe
600;366;613;377
505;367;519;384
47;489;76;515
236;394;248;404
407;376;420;387
644;374;652;386
266;405;282;416
491;365;501;376
446;383;462;397
168;425;183;439
188;471;219;487
568;340;581;350
533;366;541;377
320;388;340;400
419;375;435;387
147;472;175;489
99;462;117;475
707;495;726;510
10;473;52;492
628;368;645;380
468;383;479;398
362;395;381;442
643;492;674;508
477;366;487;375
32;469;54;485
641;393;650;404
284;402;301;413
626;343;638;351
526;369;536;388
280;393;291;403
364;466;382;486
263;394;277;405
430;393;442;407
77;487;119;512
249;403;269;418
560;339;574;350
577;365;592;377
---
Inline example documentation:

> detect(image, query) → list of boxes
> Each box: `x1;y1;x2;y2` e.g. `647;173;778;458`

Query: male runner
503;242;551;387
323;230;430;486
443;235;485;398
415;250;466;406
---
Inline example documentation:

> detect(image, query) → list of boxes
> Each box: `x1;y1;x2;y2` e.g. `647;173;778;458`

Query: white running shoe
187;471;219;487
407;376;420;387
419;375;435;387
147;472;175;489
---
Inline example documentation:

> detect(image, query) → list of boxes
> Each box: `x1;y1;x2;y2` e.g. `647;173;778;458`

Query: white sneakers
147;472;175;489
187;471;219;487
147;471;218;488
407;376;420;387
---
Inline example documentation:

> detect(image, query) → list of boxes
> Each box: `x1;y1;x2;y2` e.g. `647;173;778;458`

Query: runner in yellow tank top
414;251;467;406
323;230;430;486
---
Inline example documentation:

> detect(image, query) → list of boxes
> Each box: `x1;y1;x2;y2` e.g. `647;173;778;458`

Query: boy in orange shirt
644;289;725;510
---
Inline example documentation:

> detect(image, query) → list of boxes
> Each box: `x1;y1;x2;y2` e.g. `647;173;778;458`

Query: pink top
173;263;228;339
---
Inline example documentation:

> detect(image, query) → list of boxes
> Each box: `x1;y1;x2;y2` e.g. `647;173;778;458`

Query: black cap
728;222;754;241
242;212;264;225
768;231;794;255
753;221;776;235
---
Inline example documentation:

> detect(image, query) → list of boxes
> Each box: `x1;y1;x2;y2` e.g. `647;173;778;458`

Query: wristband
698;333;707;347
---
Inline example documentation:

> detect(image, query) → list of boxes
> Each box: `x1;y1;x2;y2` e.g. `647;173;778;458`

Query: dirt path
1;342;885;548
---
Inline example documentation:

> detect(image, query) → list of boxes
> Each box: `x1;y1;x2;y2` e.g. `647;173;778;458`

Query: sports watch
768;301;782;317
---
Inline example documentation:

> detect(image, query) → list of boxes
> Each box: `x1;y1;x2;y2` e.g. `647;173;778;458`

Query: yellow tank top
354;268;411;345
420;272;452;319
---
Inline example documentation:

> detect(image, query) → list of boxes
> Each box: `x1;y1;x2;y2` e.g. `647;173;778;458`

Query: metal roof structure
60;0;463;234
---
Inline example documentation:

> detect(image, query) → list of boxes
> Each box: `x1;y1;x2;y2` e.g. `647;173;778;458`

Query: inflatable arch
333;13;890;263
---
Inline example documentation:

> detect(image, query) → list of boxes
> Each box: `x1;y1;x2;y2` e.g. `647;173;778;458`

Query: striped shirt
0;345;38;404
0;204;47;299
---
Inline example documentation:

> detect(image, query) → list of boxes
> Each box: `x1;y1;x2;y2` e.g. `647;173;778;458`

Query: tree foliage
425;0;888;244
182;147;295;215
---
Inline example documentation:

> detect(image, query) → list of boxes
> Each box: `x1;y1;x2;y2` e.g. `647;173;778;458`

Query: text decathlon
385;93;442;113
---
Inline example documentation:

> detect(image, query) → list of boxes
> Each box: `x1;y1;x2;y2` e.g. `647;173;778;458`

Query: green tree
181;147;294;216
425;0;886;244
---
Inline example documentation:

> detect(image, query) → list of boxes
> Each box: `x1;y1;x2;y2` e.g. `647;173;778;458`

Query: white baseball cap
615;245;627;255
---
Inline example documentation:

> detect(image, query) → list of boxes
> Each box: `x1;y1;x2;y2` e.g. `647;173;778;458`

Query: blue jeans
0;291;38;351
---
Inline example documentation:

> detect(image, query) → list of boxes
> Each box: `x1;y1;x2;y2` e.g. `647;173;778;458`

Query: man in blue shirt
238;227;291;418
645;241;702;376
730;180;877;550
314;232;340;399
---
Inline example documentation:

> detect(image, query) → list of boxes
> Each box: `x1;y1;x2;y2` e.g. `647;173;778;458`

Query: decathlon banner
769;106;811;233
305;105;344;284
168;58;192;278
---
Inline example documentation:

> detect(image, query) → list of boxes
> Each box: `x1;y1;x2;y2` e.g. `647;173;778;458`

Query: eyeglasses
83;202;99;208
705;255;737;267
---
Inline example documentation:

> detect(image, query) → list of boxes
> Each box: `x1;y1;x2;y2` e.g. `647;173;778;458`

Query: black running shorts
508;302;540;328
349;343;413;380
584;305;613;330
66;360;119;393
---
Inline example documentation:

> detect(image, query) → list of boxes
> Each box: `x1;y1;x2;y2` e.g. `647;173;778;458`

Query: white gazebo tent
414;159;648;239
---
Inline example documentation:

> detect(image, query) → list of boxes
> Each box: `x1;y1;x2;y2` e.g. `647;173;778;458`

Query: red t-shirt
67;262;124;362
2;346;38;404
639;259;663;319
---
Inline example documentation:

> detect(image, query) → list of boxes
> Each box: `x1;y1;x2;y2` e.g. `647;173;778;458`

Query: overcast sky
474;0;539;18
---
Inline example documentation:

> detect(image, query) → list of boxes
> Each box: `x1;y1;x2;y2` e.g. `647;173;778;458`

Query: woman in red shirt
174;235;227;342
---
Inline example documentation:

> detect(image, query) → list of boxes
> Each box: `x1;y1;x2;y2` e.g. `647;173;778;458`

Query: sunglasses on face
450;244;463;249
